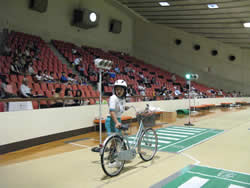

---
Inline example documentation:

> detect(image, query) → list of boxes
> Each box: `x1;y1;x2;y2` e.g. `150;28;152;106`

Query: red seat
0;102;5;112
32;101;39;109
40;83;48;92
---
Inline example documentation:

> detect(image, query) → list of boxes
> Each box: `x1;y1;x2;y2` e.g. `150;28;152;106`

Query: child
105;80;129;136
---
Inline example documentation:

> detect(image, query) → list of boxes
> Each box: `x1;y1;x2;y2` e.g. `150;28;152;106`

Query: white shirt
20;84;31;97
174;89;181;96
73;58;81;66
108;95;126;118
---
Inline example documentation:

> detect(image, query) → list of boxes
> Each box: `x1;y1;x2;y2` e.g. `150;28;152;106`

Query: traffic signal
185;73;199;80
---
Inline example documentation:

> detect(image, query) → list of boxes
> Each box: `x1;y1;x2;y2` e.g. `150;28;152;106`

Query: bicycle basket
137;113;156;127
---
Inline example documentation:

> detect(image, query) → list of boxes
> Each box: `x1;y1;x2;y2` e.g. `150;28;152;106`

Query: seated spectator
74;89;83;106
127;85;136;96
50;88;63;108
10;60;22;75
64;88;75;107
79;77;88;85
114;66;120;74
72;48;79;56
0;76;17;98
34;70;43;83
24;47;31;57
73;56;82;71
20;78;33;98
67;73;75;84
218;89;223;96
47;72;55;82
87;64;97;76
26;62;36;76
151;77;156;85
42;70;50;81
60;72;68;83
3;44;12;56
79;64;85;76
138;84;146;96
174;86;182;99
171;73;176;83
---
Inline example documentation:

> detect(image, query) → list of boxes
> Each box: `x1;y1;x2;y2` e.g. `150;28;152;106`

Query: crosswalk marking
126;126;223;153
131;134;180;141
228;185;246;188
154;132;188;138
128;141;159;148
171;126;207;131
157;130;195;135
128;137;170;144
165;128;202;133
178;176;209;188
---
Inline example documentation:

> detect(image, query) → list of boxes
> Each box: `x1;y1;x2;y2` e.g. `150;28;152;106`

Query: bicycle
100;105;158;177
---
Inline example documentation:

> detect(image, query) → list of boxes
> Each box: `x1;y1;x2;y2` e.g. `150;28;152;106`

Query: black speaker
109;19;122;34
72;8;99;29
73;9;83;24
29;0;48;13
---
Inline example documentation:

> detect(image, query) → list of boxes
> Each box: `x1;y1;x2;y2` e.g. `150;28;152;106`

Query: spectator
42;70;50;81
10;60;22;75
79;64;85;76
64;88;75;107
74;89;83;106
27;62;36;76
3;44;12;56
73;56;82;71
0;76;17;98
138;84;146;96
20;78;33;98
60;72;68;83
47;72;55;82
24;47;31;57
87;64;97;76
174;86;181;99
114;66;120;74
151;77;156;85
171;73;176;83
50;88;63;108
34;70;43;83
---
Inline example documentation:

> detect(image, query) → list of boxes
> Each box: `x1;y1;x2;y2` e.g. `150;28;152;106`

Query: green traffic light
185;74;191;80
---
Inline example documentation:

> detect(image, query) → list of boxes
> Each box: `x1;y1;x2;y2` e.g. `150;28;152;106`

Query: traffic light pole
185;80;194;126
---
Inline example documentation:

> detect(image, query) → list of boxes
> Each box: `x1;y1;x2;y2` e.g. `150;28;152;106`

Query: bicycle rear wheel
138;128;158;161
100;135;126;177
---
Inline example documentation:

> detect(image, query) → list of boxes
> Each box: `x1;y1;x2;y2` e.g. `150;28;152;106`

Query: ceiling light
243;22;250;28
159;2;170;6
208;4;219;9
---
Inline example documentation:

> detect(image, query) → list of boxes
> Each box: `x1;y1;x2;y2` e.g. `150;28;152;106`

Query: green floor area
151;165;250;188
128;126;224;153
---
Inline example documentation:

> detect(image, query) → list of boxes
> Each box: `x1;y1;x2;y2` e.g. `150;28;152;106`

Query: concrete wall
1;97;250;146
133;19;250;94
0;0;134;53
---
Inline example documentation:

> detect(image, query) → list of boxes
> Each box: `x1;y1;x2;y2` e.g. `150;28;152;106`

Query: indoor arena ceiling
116;0;250;49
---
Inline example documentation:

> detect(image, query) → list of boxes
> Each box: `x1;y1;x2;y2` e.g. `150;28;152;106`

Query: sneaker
108;161;122;168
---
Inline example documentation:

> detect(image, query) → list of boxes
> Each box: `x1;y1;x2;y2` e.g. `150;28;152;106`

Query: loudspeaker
73;9;83;24
29;0;48;13
109;19;122;34
72;8;99;29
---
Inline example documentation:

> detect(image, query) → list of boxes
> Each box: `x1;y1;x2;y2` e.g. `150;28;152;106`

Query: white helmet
114;80;127;98
114;79;127;88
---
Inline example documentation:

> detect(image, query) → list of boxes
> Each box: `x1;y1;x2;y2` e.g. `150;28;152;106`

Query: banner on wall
8;102;33;112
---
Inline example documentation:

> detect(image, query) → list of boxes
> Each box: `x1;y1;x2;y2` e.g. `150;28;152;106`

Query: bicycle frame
123;119;145;151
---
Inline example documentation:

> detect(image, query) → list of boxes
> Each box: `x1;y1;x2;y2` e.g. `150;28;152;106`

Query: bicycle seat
119;124;129;131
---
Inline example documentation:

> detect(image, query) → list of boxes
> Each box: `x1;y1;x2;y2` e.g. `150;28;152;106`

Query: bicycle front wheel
100;135;126;177
138;128;158;161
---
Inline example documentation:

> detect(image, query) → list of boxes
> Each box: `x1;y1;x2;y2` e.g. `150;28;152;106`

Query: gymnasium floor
0;106;250;188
